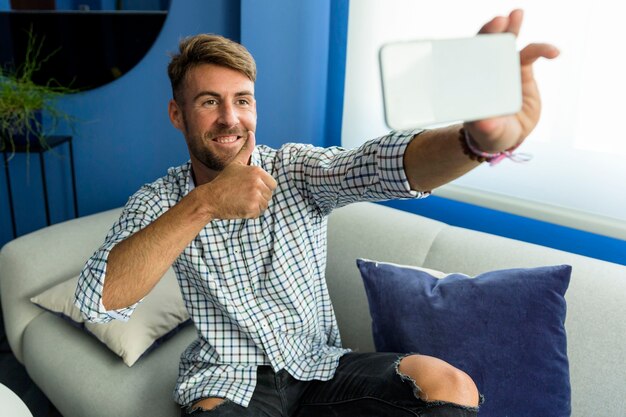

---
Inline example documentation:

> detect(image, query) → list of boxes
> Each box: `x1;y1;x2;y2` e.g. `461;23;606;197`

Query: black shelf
2;135;78;238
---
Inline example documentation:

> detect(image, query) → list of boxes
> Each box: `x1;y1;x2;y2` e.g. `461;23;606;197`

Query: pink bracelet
461;128;532;166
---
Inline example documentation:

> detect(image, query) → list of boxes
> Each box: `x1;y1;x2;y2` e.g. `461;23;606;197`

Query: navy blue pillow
357;260;572;417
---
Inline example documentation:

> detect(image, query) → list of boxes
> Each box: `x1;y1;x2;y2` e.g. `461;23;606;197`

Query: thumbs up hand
201;131;277;220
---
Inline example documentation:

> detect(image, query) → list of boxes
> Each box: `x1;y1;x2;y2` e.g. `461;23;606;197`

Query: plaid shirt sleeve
74;185;165;323
289;129;427;215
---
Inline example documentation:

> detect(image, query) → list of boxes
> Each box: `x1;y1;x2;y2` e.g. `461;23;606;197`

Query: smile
213;135;240;144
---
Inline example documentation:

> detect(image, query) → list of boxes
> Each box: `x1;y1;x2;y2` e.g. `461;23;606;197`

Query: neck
189;155;220;186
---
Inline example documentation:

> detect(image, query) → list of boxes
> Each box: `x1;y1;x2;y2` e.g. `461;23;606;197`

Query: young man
75;9;558;417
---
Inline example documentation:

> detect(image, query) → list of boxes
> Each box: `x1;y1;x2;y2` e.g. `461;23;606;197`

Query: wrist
186;187;217;223
459;127;526;165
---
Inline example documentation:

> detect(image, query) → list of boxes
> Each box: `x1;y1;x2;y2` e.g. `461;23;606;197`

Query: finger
259;198;270;214
254;173;275;198
465;118;504;135
254;188;271;212
233;130;256;165
260;184;273;202
478;15;508;34
505;9;524;37
520;43;560;67
261;172;278;191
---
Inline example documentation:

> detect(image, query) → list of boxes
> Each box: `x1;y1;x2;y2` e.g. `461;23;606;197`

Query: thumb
519;43;560;67
232;131;256;165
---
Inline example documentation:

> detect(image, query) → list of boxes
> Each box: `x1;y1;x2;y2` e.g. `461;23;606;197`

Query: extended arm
403;9;559;192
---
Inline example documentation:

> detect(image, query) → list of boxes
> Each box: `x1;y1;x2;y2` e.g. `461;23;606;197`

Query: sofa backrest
325;202;626;417
0;208;123;362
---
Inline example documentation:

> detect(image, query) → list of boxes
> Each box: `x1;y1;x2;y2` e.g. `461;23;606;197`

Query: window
342;0;626;240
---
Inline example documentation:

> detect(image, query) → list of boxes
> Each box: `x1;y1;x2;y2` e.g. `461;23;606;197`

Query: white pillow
30;268;190;366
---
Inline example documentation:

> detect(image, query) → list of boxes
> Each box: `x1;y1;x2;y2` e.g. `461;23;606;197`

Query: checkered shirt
75;129;426;407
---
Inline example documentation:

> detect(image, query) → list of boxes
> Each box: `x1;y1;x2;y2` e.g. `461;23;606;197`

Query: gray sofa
1;202;625;416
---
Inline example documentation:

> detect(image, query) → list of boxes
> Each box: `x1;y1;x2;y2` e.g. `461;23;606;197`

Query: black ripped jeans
181;352;482;417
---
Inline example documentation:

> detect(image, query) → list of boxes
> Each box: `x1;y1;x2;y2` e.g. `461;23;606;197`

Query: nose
217;102;239;128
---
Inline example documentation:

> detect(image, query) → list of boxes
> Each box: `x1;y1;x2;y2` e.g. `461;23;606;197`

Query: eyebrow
193;90;255;102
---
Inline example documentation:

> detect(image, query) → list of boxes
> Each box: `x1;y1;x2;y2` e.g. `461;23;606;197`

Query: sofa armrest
0;208;122;362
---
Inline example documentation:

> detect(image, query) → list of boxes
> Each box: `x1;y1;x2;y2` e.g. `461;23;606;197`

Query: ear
168;99;184;131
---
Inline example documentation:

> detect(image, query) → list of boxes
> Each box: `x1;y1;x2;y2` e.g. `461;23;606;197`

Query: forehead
183;63;255;97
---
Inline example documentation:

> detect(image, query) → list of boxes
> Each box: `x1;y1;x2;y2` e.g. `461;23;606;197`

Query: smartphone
379;33;521;130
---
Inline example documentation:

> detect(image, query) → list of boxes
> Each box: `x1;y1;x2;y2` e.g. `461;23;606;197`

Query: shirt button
234;248;240;254
245;287;251;293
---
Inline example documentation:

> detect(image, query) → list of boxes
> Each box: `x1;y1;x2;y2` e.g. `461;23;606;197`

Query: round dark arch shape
0;9;168;91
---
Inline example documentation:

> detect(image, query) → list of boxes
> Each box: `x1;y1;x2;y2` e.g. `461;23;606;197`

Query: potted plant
0;28;77;161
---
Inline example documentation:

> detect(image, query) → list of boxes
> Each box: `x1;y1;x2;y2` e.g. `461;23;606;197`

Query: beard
182;112;246;172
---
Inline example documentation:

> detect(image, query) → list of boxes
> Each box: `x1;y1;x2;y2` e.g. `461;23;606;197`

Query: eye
203;99;218;106
237;99;250;106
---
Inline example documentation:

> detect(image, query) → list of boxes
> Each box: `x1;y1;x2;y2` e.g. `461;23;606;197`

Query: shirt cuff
377;129;428;198
76;240;138;323
99;299;131;322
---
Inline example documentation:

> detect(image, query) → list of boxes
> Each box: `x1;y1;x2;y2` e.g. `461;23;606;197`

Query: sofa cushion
357;259;571;417
30;268;191;366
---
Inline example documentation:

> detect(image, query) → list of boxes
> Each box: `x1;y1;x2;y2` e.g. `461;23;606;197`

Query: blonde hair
167;34;256;102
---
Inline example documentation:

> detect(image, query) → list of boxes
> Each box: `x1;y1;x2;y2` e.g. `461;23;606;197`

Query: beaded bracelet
459;127;531;166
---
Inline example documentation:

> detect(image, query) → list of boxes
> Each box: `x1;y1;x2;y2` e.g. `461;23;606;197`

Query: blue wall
241;0;331;148
54;0;169;10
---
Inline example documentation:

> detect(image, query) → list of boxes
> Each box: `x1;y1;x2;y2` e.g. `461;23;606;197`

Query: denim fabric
181;353;480;417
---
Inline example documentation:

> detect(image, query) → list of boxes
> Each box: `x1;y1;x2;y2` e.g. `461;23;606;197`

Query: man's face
169;63;257;175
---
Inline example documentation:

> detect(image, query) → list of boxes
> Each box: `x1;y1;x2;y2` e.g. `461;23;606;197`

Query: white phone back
379;33;521;130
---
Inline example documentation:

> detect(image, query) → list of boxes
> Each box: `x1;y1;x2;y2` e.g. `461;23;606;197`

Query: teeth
214;136;238;144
